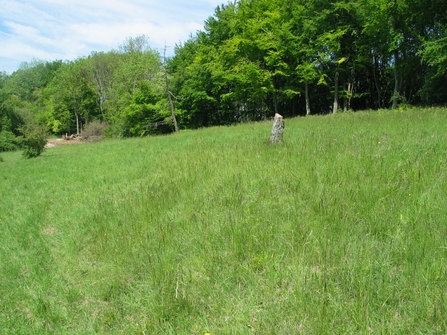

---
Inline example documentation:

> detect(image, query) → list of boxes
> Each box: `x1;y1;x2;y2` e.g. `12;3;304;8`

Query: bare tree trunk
163;47;179;132
305;81;311;115
270;113;284;144
165;76;178;132
333;70;339;114
392;50;400;109
392;0;400;109
75;110;80;135
99;97;104;116
273;91;279;114
73;95;80;135
372;53;381;109
344;70;354;111
93;69;105;116
347;81;353;110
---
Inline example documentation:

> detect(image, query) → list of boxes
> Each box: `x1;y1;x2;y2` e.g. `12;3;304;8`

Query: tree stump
270;113;284;144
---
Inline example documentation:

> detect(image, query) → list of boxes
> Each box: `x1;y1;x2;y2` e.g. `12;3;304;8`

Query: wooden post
270;113;284;144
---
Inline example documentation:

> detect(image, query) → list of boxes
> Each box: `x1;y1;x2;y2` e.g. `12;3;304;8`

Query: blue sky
0;0;226;74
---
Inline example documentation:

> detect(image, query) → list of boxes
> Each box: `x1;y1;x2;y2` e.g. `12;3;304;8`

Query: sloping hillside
1;109;446;334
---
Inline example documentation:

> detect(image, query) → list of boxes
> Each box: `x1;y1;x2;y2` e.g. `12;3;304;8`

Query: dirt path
45;138;84;148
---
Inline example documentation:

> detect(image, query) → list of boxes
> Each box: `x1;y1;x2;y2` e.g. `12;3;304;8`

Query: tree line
1;0;447;152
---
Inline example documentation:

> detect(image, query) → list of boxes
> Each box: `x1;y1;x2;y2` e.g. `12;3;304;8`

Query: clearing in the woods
1;108;446;334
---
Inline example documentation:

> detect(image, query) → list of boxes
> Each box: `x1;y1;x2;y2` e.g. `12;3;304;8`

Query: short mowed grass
1;108;446;334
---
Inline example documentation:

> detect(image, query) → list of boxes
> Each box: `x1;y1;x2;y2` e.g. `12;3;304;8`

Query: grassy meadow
1;108;446;334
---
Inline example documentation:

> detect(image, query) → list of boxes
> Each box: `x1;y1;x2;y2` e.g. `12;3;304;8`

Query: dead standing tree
163;46;179;132
270;113;284;144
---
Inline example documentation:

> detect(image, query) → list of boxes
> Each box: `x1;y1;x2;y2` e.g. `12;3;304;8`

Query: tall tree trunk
347;82;353;111
372;53;381;109
99;98;104;116
305;81;311;115
94;69;105;116
273;91;279;114
164;47;179;132
73;95;80;135
391;0;400;109
344;69;354;111
292;95;298;117
165;74;179;132
392;50;399;109
75;110;80;135
333;70;339;114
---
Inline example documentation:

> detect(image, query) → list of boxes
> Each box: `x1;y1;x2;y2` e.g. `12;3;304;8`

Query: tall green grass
1;108;446;334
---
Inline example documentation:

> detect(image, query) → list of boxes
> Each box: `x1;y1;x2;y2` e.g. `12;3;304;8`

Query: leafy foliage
0;2;447;139
0;130;20;152
169;0;447;124
20;124;47;158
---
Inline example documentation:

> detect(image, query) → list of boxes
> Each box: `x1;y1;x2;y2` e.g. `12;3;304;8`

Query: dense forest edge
1;0;447;154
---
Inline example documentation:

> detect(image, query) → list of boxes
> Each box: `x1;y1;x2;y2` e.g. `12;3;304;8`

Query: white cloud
0;0;225;74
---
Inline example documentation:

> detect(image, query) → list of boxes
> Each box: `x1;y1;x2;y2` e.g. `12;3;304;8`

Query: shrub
0;130;20;152
20;125;47;158
81;120;109;141
103;119;126;138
